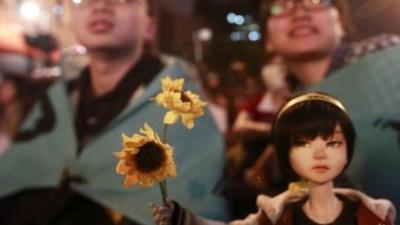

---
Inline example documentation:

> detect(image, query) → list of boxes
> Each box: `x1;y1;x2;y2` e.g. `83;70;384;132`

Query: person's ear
265;41;275;53
332;9;346;40
145;18;157;42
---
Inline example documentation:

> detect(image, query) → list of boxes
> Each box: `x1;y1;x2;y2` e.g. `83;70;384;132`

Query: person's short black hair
146;0;158;17
272;93;355;182
259;0;356;40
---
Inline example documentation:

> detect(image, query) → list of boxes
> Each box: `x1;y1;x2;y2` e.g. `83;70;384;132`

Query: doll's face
289;124;347;185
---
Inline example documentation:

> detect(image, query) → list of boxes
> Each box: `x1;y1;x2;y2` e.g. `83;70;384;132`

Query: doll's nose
313;147;327;159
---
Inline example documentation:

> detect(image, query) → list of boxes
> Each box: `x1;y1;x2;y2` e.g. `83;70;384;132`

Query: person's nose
291;2;311;18
91;0;114;13
92;0;113;8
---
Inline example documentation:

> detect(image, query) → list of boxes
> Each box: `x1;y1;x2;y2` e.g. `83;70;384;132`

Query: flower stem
159;180;167;205
162;124;168;143
160;124;169;205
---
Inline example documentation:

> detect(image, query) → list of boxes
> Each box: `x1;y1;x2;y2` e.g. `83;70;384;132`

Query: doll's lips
88;19;114;33
312;165;329;172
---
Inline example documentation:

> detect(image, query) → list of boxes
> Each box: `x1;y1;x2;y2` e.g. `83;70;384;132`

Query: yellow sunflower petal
167;162;177;177
181;114;195;129
124;174;138;187
116;160;131;174
161;76;170;92
122;134;146;149
164;111;179;124
154;93;166;106
161;76;172;92
122;133;130;143
142;123;156;140
176;78;185;90
123;142;138;150
113;151;125;159
138;174;156;187
162;76;184;92
186;91;207;107
171;78;184;92
130;134;147;144
170;92;183;104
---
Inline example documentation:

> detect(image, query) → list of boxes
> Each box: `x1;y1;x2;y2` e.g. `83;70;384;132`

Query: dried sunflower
288;180;309;196
154;76;207;129
161;76;184;92
114;123;176;187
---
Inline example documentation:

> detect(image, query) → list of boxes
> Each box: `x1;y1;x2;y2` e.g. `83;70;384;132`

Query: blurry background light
248;30;261;41
197;28;213;42
233;14;244;25
230;32;240;42
226;12;236;24
230;31;246;42
53;4;63;15
18;0;53;34
19;1;40;21
226;12;246;26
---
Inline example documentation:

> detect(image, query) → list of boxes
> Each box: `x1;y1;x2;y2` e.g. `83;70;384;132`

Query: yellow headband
276;92;348;120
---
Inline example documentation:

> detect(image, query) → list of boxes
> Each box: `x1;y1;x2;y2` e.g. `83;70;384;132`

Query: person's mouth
88;19;114;33
288;25;318;38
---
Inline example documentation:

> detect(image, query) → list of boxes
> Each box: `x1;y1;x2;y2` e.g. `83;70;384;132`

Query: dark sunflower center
134;142;166;173
181;93;192;103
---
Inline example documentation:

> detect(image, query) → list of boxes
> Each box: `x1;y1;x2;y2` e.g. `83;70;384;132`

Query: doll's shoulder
256;190;305;225
334;188;396;225
256;189;396;225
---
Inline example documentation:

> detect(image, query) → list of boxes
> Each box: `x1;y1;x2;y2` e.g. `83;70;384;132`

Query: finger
158;207;172;215
152;207;170;217
154;214;162;223
149;203;159;216
165;198;174;208
159;214;169;222
149;202;155;211
155;215;169;225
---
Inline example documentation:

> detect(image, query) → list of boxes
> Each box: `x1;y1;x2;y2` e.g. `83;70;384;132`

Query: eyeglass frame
268;0;333;17
70;0;140;7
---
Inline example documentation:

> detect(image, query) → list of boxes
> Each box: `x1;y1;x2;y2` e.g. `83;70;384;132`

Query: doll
150;92;396;225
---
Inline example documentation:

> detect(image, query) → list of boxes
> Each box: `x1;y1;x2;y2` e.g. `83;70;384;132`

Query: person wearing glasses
0;0;227;224
261;0;400;90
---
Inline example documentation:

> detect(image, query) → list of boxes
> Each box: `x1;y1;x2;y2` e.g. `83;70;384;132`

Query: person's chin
284;46;331;61
308;175;336;186
83;38;118;48
85;42;120;52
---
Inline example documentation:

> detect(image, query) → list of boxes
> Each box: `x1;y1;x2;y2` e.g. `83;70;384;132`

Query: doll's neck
304;182;343;224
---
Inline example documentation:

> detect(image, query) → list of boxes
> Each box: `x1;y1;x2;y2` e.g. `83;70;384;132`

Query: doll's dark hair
272;92;355;182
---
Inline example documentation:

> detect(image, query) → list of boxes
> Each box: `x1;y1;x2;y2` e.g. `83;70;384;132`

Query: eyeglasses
71;0;138;7
269;0;332;17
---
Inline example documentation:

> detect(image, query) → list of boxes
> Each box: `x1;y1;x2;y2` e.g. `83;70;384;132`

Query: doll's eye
293;140;309;147
327;141;342;148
